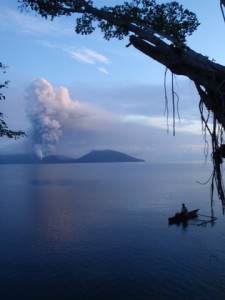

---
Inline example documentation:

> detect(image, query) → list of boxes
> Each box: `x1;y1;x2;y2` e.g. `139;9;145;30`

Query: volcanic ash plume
27;79;63;158
27;78;119;158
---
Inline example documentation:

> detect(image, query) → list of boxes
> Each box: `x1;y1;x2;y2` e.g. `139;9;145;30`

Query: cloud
97;67;109;74
26;78;119;157
35;41;110;73
83;48;110;64
1;78;205;162
70;79;200;120
122;114;202;136
35;40;59;49
68;79;203;136
67;49;95;64
0;7;70;37
65;47;110;65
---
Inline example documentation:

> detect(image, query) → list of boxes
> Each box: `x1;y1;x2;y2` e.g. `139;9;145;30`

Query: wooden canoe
168;209;199;224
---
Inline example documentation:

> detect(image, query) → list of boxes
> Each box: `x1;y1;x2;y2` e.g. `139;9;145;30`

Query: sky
1;0;225;162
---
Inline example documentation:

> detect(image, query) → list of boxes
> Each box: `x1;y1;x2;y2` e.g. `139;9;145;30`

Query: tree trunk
85;3;225;130
129;34;225;130
82;3;225;130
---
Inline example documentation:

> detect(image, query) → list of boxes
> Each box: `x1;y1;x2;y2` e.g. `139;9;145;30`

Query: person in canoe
181;203;188;215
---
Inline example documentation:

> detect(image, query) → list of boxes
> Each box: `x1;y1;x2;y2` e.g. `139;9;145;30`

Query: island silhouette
0;150;144;164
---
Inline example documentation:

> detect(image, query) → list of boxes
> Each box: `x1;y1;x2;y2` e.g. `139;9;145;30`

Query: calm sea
0;162;225;299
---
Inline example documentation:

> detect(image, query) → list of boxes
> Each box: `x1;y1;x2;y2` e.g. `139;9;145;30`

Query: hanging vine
196;83;225;208
164;71;225;209
164;68;180;136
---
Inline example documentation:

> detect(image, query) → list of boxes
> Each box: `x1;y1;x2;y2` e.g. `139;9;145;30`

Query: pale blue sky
0;0;225;161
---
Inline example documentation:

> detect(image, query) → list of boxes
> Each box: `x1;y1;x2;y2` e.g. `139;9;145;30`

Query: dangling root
164;76;225;210
210;116;225;204
164;68;180;136
198;97;225;210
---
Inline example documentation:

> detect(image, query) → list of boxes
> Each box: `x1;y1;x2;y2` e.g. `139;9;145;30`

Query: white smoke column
34;145;43;160
27;78;120;158
27;79;63;157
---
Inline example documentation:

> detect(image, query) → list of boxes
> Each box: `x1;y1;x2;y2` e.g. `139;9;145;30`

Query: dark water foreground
0;163;225;299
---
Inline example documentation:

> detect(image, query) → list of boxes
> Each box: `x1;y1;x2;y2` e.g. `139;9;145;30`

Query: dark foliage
0;63;26;139
18;0;199;45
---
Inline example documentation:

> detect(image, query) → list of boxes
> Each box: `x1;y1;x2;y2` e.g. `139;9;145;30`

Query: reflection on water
0;163;225;299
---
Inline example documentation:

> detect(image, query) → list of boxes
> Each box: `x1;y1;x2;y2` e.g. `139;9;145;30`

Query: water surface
0;163;225;299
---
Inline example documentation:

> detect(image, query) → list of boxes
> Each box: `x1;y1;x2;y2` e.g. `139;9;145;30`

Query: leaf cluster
0;63;26;139
19;0;70;18
19;0;199;44
18;0;93;18
0;63;9;101
83;0;199;43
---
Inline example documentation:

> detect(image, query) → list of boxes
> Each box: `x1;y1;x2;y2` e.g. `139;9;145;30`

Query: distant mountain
41;155;76;164
0;153;76;164
0;150;144;164
0;153;39;164
75;150;144;163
